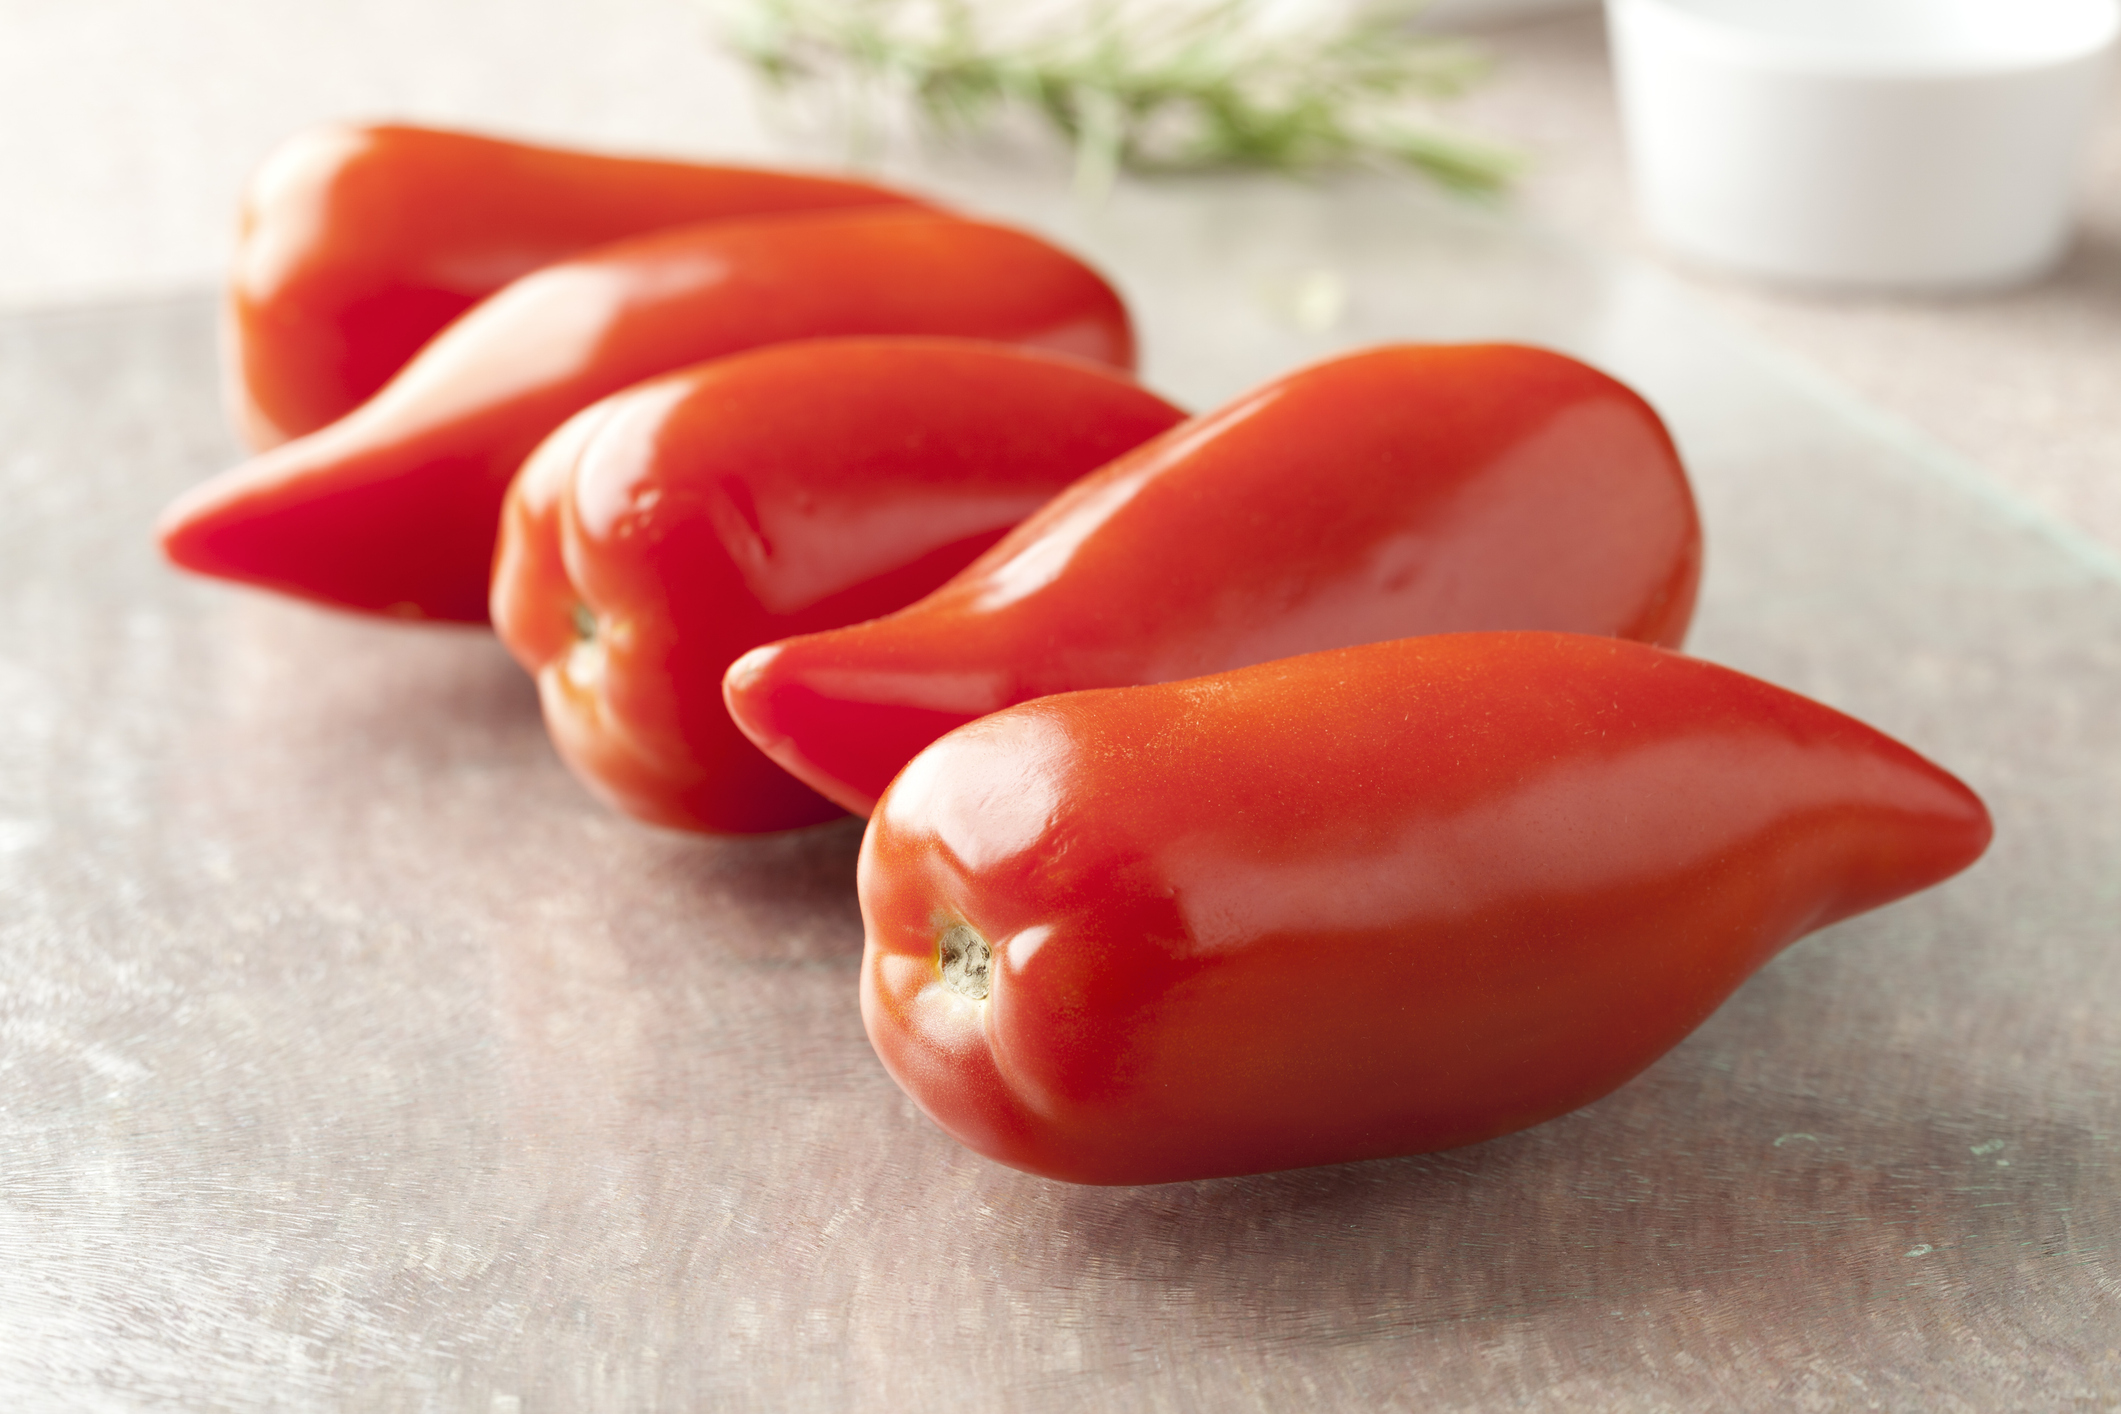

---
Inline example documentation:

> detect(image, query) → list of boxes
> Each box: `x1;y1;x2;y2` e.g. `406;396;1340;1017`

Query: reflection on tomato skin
726;342;1704;819
164;209;1138;625
229;122;926;449
858;632;1993;1187
491;338;1186;835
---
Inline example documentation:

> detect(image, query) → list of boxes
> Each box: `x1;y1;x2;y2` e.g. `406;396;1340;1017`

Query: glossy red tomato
490;339;1187;833
858;632;1993;1185
161;208;1136;625
228;122;922;448
726;342;1703;816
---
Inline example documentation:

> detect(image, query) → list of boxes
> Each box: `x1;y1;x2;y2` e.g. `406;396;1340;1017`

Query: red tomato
726;343;1703;816
228;123;923;449
490;339;1187;834
858;632;1992;1185
161;209;1136;625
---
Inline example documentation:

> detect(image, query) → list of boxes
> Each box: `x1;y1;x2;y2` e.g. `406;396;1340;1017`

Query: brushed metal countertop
2;169;2116;1409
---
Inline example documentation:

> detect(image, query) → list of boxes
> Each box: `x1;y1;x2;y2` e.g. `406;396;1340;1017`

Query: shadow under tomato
959;952;2114;1378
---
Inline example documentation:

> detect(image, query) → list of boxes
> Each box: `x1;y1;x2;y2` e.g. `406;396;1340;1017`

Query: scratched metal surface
1;175;2117;1411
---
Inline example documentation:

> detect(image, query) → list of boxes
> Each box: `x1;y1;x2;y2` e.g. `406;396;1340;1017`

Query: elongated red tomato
727;343;1703;816
859;632;1992;1185
161;209;1135;624
229;123;923;449
490;339;1187;833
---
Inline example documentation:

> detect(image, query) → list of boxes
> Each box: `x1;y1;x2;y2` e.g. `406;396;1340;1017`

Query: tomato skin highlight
227;122;924;449
162;208;1136;625
489;339;1187;834
726;343;1703;817
856;632;1992;1186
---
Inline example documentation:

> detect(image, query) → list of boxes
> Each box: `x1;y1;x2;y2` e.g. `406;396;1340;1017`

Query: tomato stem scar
938;922;991;1001
571;602;597;640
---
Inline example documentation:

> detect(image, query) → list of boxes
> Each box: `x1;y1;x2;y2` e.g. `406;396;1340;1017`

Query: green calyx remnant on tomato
570;603;598;641
938;922;992;1002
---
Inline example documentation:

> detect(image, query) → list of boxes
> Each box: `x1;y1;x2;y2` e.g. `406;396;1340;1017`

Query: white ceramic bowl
1608;0;2120;289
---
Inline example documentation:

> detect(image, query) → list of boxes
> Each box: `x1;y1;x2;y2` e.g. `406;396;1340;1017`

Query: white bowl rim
1611;0;2121;79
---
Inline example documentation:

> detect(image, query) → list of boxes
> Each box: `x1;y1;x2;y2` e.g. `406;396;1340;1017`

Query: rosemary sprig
718;0;1519;196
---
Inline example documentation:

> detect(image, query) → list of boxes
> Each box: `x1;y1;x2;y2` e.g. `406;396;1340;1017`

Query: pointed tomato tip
719;643;780;757
1947;773;1997;874
723;631;993;821
146;440;494;624
723;640;842;794
723;636;889;818
1806;739;1998;933
152;458;334;600
722;641;780;704
1908;750;1996;883
155;470;260;578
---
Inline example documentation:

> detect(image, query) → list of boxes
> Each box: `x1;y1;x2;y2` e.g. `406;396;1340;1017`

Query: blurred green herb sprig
718;0;1518;197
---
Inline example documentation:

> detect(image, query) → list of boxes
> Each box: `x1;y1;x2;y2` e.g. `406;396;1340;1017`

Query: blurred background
4;0;2118;554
